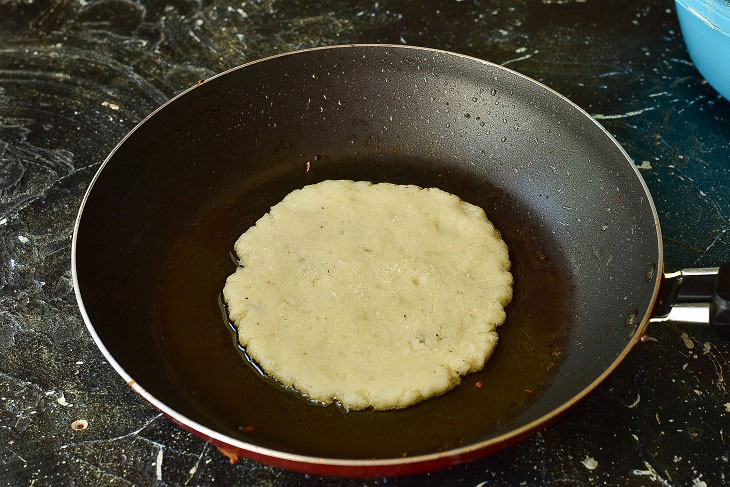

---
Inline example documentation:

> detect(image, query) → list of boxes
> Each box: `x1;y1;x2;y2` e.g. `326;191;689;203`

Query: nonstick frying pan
71;45;730;477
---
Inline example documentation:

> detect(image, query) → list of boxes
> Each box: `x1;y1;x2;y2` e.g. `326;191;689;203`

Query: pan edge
71;43;665;475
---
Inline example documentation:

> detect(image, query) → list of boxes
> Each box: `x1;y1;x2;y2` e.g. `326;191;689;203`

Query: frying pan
71;45;729;477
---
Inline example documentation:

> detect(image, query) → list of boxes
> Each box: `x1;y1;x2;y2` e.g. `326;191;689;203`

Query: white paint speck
76;361;84;365
724;402;730;412
693;477;707;487
581;456;598;470
57;394;72;407
630;461;665;482
501;53;534;66
0;218;6;226
636;160;652;170
592;106;657;120
17;235;29;244
101;101;120;110
155;448;164;481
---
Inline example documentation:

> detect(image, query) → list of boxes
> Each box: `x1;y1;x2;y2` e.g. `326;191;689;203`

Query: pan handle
650;262;730;338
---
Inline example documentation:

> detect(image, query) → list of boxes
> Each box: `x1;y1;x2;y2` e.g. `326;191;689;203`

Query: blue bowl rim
676;0;730;31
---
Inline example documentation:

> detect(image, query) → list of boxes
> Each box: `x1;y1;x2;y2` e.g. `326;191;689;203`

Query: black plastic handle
652;262;730;338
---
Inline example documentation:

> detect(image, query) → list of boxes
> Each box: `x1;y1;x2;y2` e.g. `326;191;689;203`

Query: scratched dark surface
1;0;729;485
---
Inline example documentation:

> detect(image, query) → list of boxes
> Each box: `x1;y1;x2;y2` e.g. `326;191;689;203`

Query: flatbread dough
223;180;512;410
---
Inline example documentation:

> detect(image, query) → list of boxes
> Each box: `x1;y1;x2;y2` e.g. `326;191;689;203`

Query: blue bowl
676;0;730;100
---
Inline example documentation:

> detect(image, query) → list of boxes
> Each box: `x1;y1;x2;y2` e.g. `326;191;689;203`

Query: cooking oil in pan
155;178;573;459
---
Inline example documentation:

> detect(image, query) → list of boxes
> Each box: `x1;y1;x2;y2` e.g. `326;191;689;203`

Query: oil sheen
155;178;573;459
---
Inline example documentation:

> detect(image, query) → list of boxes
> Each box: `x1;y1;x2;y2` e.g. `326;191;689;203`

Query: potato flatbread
223;180;512;410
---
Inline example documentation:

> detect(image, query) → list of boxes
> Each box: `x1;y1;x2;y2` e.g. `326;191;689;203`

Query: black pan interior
74;46;660;459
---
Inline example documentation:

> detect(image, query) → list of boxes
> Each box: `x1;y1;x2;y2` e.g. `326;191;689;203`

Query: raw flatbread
223;180;512;410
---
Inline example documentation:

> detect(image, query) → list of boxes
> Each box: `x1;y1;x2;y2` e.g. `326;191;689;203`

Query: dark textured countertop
1;0;729;485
